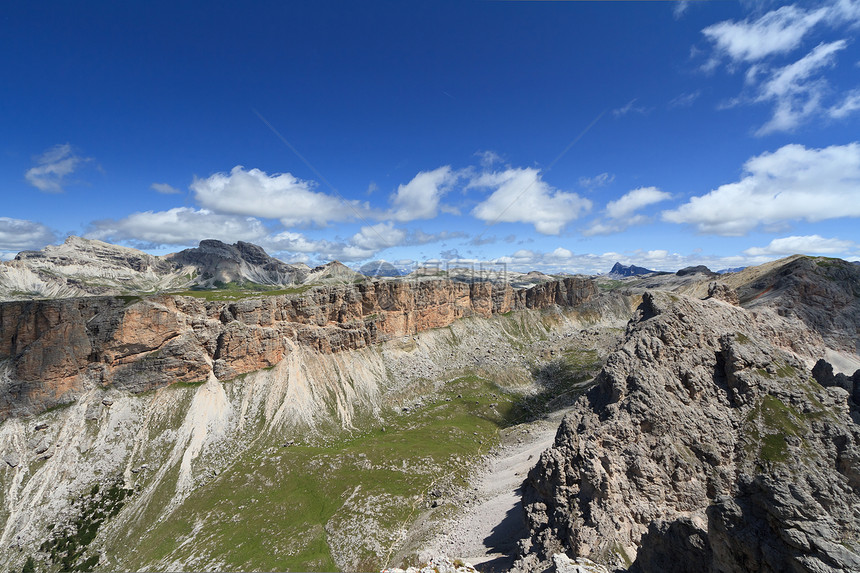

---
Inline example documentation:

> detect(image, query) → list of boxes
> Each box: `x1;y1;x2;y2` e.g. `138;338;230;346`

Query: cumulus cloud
605;187;673;219
86;207;268;247
389;166;458;222
151;182;182;195
743;234;857;256
702;5;828;63
25;144;90;193
191;166;371;227
265;231;332;254
662;142;860;235
469;168;592;235
0;217;58;252
349;222;408;252
584;186;672;236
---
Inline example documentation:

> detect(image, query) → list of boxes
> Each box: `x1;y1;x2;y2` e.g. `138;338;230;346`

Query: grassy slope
114;376;523;572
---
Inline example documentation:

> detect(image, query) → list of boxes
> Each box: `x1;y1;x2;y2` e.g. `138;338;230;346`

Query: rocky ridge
519;290;860;572
0;236;318;300
0;276;598;419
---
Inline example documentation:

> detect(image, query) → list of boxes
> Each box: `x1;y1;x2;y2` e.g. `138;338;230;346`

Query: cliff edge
0;277;598;419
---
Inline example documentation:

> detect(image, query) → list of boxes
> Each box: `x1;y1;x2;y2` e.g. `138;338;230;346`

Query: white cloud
612;99;648;117
265;231;332;254
829;88;860;118
151;182;182;195
412;229;466;244
663;142;860;235
702;5;828;63
349;222;407;252
668;90;702;108
584;186;672;236
830;0;860;25
547;247;573;262
699;2;860;134
475;150;503;168
25;144;90;193
605;187;673;219
86;207;268;247
579;172;615;189
754;40;846;134
267;224;463;264
673;1;690;20
469;168;592;235
743;234;856;256
0;217;57;252
191;166;371;227
389;166;458;222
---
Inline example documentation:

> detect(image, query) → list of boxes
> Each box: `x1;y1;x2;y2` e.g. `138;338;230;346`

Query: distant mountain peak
169;239;307;287
608;262;656;278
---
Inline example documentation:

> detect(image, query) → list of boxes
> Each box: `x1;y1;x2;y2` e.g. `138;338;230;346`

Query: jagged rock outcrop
812;358;860;403
707;282;740;305
0;277;598;419
519;291;860;572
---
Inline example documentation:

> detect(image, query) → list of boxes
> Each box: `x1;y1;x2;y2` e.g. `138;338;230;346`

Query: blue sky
2;0;860;273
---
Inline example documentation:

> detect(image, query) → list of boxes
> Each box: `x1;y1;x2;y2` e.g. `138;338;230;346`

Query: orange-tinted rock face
0;277;597;418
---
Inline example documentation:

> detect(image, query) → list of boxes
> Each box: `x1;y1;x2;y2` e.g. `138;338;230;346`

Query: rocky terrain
0;238;858;573
0;275;598;420
0;239;629;572
519;264;860;572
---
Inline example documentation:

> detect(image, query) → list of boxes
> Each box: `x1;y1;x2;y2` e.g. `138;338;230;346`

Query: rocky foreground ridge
519;287;860;572
0;276;597;420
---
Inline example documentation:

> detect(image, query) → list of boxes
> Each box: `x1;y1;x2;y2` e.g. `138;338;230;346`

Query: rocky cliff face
0;277;598;419
519;291;860;572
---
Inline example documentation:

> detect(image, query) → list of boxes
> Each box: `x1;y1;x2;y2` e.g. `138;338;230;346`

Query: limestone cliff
0;277;597;419
519;291;860;572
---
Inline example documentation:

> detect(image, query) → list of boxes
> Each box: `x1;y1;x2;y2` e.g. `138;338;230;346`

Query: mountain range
0;238;858;572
